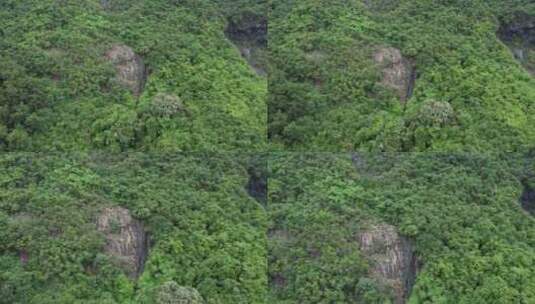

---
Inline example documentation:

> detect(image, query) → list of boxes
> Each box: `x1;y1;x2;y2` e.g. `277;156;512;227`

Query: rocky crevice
225;13;267;76
498;12;535;76
105;44;147;96
373;47;415;103
520;182;535;215
246;165;267;204
357;223;419;304
96;206;149;278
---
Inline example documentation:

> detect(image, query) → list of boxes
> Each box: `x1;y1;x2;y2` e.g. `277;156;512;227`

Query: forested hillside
268;153;535;303
2;0;535;303
0;153;267;303
269;0;535;151
2;152;534;304
0;0;267;151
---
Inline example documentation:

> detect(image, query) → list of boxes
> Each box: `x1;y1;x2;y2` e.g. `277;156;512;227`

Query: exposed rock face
96;206;148;278
520;183;535;215
358;223;419;304
373;47;415;103
246;166;267;204
498;13;535;76
225;13;267;76
499;13;535;47
105;44;147;96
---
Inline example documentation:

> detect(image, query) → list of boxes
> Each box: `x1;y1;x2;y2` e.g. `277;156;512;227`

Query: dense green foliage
0;0;266;151
0;153;267;303
268;153;535;303
269;0;535;151
3;1;535;303
268;154;370;303
3;152;534;304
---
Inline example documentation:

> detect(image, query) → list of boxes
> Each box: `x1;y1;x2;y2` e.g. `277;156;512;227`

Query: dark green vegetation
3;0;535;303
0;153;267;303
0;0;267;151
269;0;535;151
3;152;534;304
268;153;535;303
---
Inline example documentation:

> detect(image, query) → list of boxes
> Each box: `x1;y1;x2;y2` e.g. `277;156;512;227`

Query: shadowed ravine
225;12;267;76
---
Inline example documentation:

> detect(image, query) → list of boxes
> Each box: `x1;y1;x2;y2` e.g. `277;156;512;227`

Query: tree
156;281;204;304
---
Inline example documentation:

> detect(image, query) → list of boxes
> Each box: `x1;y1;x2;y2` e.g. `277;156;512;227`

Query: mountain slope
268;0;535;152
267;152;535;303
0;0;267;151
0;153;267;303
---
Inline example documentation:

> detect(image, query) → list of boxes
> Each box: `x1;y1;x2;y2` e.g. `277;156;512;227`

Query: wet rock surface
105;44;147;96
498;13;535;75
358;223;419;304
246;166;267;204
520;183;535;215
225;13;267;76
499;13;535;46
96;206;148;278
373;47;415;103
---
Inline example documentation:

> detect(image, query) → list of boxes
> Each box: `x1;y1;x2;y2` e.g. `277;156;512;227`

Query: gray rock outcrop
358;223;419;304
105;44;147;96
373;47;415;102
96;206;148;278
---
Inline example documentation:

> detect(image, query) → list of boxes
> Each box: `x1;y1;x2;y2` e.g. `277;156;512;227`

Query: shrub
150;93;184;117
415;100;455;127
156;281;204;304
